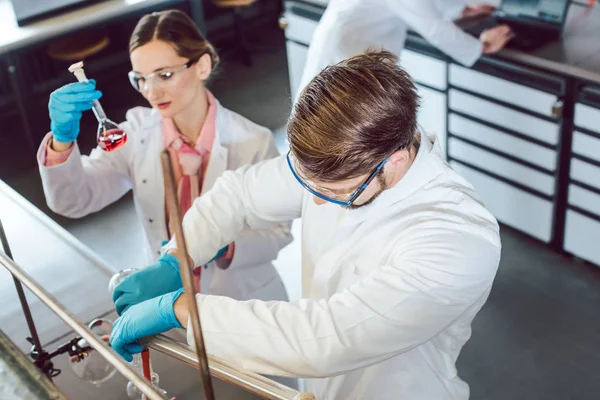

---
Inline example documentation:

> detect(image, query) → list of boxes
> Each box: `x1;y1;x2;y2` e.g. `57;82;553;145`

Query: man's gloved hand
112;253;181;315
49;80;102;143
109;289;184;362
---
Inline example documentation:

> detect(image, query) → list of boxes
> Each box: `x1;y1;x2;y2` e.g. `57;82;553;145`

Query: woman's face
130;39;210;118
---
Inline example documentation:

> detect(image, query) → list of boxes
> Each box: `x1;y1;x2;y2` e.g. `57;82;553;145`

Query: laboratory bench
281;1;600;267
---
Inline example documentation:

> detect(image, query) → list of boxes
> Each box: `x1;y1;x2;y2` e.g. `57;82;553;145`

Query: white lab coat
172;132;501;399
37;101;291;302
297;0;484;96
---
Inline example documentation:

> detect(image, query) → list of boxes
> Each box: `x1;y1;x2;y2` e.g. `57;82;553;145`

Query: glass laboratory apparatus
68;61;127;152
68;269;169;399
108;268;168;400
69;318;117;385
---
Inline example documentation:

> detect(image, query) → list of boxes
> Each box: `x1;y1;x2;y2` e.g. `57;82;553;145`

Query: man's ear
387;148;411;167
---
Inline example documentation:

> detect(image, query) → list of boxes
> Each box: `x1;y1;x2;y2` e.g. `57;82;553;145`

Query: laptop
9;0;104;26
461;0;570;50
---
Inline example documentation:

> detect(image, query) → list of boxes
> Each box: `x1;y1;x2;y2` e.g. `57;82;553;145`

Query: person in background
110;50;501;400
37;10;291;305
295;0;513;99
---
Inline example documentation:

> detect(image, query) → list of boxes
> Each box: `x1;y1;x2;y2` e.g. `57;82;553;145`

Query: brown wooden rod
160;149;215;400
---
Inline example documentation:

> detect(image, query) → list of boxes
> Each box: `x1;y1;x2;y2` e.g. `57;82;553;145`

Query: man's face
310;170;387;209
288;143;416;209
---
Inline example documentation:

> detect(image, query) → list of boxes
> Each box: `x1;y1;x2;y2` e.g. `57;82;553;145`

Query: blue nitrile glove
112;253;181;315
109;289;184;362
48;80;102;143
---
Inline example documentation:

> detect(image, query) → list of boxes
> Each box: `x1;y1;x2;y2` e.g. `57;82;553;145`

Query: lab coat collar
143;98;228;196
201;99;228;195
142;108;162;129
342;132;446;223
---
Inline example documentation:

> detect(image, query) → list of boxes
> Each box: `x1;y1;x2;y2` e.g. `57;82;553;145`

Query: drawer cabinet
449;64;557;117
563;85;600;265
281;3;321;101
451;161;554;242
447;60;564;244
402;49;447;90
401;48;448;155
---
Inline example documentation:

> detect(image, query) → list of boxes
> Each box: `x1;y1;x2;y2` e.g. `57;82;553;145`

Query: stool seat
212;0;256;7
47;32;109;61
210;0;276;66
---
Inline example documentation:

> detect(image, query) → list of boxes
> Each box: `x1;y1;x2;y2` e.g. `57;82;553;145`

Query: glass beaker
68;61;127;152
69;318;117;385
108;268;139;294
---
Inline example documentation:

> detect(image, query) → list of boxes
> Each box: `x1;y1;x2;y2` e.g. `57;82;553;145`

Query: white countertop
0;0;184;54
0;179;115;351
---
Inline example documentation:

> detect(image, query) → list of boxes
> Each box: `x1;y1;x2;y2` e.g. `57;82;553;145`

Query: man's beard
345;172;386;210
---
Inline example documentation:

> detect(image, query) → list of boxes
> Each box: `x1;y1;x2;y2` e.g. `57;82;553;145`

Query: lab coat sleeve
171;155;303;266
226;132;293;270
37;121;134;218
434;0;468;21
187;231;500;378
388;0;483;67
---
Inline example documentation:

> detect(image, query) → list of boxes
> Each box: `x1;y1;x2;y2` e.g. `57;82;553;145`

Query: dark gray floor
4;27;600;400
459;229;600;400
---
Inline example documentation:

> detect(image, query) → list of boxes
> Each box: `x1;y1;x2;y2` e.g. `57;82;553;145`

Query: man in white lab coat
110;50;501;400
296;0;512;98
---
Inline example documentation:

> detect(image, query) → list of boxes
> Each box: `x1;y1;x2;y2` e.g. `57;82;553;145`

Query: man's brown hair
288;50;420;182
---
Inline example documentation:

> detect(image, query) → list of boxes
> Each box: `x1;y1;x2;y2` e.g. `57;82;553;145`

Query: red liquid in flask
98;128;127;152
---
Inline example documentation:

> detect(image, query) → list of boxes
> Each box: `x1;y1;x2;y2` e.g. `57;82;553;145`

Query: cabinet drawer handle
278;16;288;30
551;99;564;119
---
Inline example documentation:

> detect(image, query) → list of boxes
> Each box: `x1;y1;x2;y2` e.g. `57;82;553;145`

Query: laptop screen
10;0;98;25
499;0;569;26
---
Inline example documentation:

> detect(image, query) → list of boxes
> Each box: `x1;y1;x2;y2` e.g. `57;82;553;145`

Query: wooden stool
212;0;277;66
46;30;110;62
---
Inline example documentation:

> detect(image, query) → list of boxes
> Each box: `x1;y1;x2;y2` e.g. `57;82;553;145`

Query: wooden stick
160;150;215;400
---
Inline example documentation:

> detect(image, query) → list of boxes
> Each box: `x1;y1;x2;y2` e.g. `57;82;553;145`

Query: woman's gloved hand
48;80;102;143
109;289;184;362
112;253;182;315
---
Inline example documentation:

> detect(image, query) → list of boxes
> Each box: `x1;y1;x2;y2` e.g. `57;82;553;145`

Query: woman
37;10;291;303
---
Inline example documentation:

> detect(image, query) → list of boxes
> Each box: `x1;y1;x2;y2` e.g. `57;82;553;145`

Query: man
110;50;501;400
295;0;513;99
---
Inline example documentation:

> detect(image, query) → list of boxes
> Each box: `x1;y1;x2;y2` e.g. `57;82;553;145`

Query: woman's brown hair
129;10;219;71
288;50;420;182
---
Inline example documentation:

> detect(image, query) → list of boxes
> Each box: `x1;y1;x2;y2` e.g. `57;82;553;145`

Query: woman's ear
196;53;212;81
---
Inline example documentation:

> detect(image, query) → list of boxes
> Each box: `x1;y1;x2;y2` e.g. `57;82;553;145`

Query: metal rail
142;335;316;400
0;249;317;400
0;251;168;400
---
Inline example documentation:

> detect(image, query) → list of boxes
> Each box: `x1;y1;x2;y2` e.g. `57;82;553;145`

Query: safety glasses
128;60;196;93
286;146;403;206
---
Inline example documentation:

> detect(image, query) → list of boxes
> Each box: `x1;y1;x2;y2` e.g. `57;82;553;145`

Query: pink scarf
162;91;217;223
162;91;217;290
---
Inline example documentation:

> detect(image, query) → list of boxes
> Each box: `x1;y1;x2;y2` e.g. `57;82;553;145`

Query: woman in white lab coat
296;0;513;96
37;10;291;303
